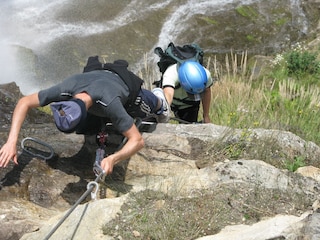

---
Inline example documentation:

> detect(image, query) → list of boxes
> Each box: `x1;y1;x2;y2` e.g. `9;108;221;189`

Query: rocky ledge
1;82;320;240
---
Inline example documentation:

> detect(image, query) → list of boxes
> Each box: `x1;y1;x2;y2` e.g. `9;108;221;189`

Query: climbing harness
93;147;106;177
93;130;108;177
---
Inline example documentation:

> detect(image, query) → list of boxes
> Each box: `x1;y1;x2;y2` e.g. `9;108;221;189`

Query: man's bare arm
0;93;40;167
201;87;212;123
100;123;144;175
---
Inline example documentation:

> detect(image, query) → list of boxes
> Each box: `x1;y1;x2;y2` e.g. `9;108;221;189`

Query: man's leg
128;88;170;123
151;88;171;123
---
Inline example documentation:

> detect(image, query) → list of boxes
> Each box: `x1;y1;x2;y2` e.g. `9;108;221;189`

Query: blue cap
50;99;87;133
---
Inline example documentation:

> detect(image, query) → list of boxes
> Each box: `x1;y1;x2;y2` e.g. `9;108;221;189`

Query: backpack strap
83;56;103;72
153;42;204;88
104;60;144;106
83;56;143;107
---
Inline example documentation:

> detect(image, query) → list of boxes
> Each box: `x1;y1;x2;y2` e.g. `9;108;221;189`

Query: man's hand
99;123;144;175
100;155;116;175
0;142;18;168
0;93;40;168
203;115;211;123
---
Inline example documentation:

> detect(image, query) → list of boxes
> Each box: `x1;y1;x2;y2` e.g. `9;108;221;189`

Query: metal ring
87;181;99;200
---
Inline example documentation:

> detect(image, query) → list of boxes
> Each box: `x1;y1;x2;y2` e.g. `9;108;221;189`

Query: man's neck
74;92;93;110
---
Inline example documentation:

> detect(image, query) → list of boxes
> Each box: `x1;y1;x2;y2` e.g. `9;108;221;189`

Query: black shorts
173;103;200;123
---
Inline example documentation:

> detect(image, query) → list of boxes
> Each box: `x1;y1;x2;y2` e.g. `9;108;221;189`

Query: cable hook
21;137;55;160
87;181;99;200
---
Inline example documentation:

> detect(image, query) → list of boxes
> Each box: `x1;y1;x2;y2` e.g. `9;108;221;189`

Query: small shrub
284;49;320;78
285;156;306;172
236;5;258;20
37;105;52;115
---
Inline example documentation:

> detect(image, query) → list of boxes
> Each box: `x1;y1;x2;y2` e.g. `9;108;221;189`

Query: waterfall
289;0;308;35
0;0;310;94
155;0;258;48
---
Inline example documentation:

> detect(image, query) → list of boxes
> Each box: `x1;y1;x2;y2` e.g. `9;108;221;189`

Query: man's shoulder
164;64;178;74
162;64;179;86
204;68;214;87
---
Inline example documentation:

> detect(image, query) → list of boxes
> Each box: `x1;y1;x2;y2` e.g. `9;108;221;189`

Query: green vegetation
246;34;256;42
285;156;306;172
285;50;320;80
235;5;258;21
275;17;288;26
200;16;218;25
224;128;252;159
208;45;320;146
38;105;52;115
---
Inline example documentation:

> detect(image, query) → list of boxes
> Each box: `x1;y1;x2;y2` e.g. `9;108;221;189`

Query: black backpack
154;42;204;87
83;56;143;106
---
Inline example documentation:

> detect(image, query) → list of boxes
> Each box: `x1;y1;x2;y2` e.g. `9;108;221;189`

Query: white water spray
0;0;309;94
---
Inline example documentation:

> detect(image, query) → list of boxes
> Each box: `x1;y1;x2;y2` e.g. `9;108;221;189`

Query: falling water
0;0;309;94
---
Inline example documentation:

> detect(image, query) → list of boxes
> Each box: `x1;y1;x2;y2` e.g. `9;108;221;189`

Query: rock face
1;82;320;240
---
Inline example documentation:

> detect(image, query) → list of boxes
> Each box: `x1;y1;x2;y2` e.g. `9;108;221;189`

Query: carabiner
87;181;99;200
21;137;55;160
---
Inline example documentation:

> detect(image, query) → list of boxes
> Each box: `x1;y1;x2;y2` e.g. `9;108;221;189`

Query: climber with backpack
0;56;170;174
154;42;214;123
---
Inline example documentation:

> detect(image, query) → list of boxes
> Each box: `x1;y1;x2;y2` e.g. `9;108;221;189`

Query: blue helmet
178;61;207;94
